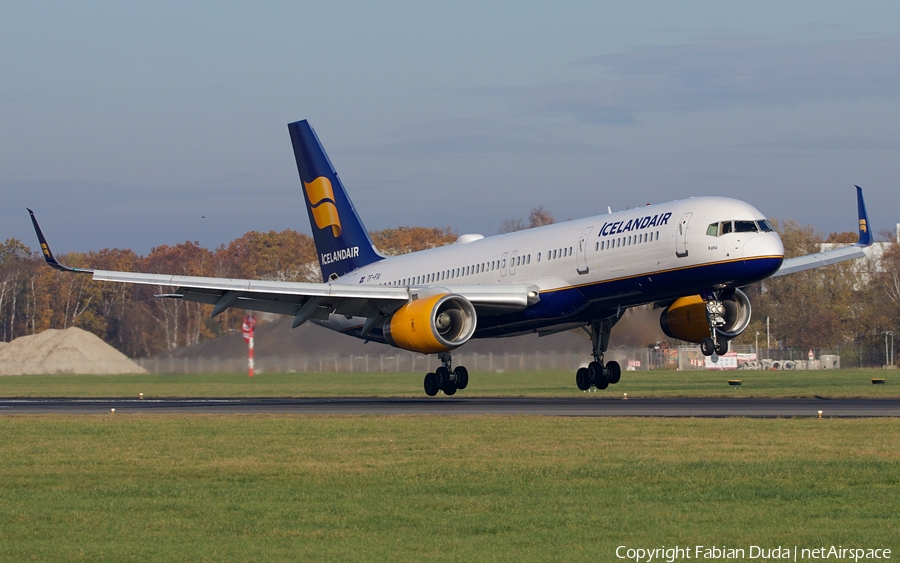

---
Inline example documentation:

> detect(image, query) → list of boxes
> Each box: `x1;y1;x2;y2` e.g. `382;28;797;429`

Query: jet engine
659;289;752;344
383;294;477;354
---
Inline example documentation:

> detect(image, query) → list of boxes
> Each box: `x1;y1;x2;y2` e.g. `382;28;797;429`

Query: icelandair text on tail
321;246;359;265
616;545;891;562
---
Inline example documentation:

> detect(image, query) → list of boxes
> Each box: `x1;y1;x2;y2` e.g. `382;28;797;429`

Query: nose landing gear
700;295;731;359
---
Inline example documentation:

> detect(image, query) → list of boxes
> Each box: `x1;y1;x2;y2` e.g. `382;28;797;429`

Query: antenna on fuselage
607;206;612;214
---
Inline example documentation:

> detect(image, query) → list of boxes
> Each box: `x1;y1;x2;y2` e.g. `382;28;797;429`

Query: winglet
26;209;93;274
855;186;872;246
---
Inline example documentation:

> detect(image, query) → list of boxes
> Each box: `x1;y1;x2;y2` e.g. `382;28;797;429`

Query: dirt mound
0;328;146;375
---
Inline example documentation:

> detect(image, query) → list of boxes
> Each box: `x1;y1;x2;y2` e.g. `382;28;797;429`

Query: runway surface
2;397;899;417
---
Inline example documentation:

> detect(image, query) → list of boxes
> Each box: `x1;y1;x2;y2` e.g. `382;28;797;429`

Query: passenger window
735;220;758;233
537;252;541;262
707;223;719;236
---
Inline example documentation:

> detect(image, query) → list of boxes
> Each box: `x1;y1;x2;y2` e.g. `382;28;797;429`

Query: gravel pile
0;327;146;375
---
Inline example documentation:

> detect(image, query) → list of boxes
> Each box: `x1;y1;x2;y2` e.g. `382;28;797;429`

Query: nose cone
744;232;784;259
743;233;784;280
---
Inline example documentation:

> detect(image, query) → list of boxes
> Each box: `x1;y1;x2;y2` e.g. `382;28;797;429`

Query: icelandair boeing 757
29;120;873;396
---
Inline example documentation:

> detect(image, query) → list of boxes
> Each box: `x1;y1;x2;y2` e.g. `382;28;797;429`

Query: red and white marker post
242;315;257;378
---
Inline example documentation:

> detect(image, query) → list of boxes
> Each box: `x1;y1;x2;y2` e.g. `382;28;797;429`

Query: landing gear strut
575;317;622;391
423;352;468;397
700;294;730;358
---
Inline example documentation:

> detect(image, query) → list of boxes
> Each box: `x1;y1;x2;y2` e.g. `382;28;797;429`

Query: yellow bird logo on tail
304;177;342;237
859;218;867;234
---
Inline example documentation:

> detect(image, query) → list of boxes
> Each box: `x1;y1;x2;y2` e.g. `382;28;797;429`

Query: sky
2;1;899;254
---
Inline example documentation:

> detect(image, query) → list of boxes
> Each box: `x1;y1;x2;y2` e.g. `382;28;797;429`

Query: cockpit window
708;219;773;236
735;220;758;233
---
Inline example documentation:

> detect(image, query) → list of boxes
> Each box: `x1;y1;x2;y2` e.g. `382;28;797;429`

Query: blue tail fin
288;120;383;281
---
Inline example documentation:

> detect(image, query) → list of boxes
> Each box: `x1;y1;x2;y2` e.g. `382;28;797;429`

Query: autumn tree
0;239;34;341
370;226;457;256
528;205;555;228
223;229;319;282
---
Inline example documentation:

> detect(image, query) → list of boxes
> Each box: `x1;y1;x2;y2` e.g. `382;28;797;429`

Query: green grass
0;416;897;562
0;368;897;398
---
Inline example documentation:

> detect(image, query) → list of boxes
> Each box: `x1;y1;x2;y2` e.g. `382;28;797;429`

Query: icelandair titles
599;212;672;237
321;246;360;265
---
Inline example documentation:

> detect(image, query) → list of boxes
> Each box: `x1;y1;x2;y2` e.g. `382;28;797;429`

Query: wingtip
26;208;93;274
854;185;873;247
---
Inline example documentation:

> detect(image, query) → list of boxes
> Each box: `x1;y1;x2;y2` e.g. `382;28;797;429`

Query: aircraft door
509;251;518;275
675;212;692;258
500;252;508;277
576;226;592;274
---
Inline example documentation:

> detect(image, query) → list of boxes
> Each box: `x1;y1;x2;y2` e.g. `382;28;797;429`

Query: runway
2;397;900;417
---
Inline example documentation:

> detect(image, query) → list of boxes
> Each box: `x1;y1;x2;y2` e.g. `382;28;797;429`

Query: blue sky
2;1;899;254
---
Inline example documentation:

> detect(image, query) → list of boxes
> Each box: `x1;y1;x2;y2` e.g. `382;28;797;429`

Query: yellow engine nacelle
383;293;477;354
659;289;752;344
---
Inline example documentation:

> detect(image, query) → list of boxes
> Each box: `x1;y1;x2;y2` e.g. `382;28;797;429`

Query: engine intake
384;294;477;354
659;289;752;344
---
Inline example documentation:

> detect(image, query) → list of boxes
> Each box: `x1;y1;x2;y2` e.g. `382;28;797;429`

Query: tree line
1;215;897;365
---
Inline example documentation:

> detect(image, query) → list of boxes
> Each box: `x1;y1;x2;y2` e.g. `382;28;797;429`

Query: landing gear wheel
606;361;621;384
435;366;451;390
715;339;729;356
424;372;439;396
443;385;457;396
453;366;469;390
588;361;604;384
700;337;715;356
595;378;610;390
576;367;590;391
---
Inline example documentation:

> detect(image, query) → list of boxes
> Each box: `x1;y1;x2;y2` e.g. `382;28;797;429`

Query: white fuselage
318;196;784;339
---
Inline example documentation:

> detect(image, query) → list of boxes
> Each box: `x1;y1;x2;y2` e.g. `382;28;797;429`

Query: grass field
0;368;896;398
1;416;898;562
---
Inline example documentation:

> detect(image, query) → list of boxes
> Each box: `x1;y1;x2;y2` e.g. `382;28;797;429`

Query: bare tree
528;205;555;228
498;217;526;234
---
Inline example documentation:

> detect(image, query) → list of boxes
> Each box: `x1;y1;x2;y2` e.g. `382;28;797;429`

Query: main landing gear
699;295;730;359
575;318;622;391
423;352;469;397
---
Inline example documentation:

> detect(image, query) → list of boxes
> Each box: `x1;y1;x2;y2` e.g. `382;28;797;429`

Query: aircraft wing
771;245;867;277
92;270;539;321
28;209;537;325
769;185;873;278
